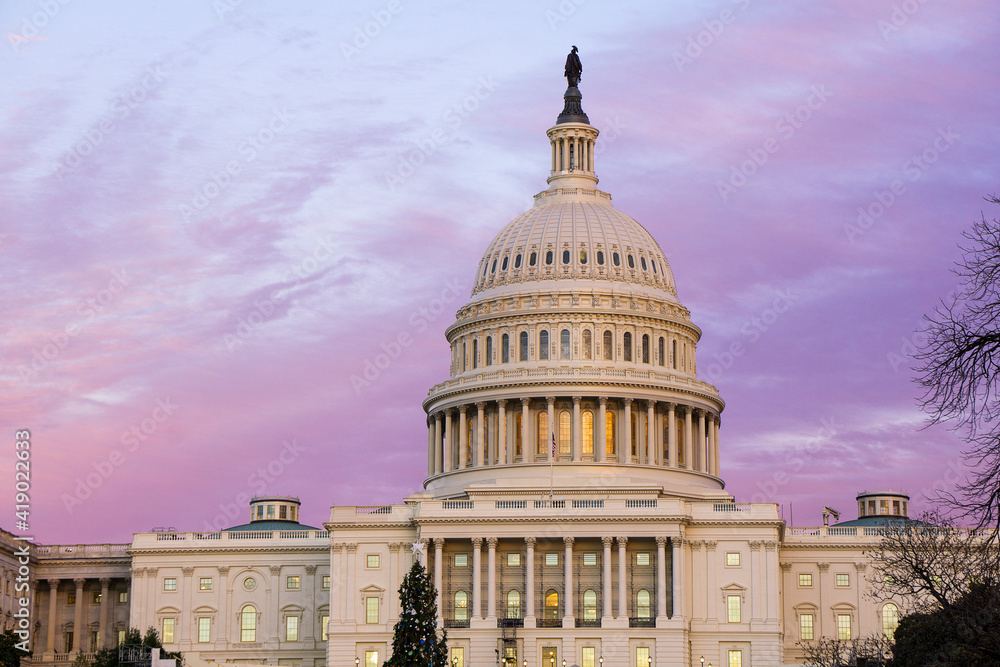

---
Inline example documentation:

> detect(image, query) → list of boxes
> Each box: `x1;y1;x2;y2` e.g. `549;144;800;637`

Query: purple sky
3;1;998;545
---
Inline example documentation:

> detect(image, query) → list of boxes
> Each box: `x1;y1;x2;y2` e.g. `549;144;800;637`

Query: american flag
551;433;556;457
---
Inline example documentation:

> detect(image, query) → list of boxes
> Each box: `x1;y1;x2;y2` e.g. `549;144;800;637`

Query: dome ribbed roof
471;199;677;301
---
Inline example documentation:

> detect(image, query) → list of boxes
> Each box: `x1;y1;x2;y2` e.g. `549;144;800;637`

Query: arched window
539;331;549;360
472;339;478;369
613;252;620;266
623;332;632;362
501;256;509;271
559;410;571;455
580;249;587;264
515;413;523;458
519;331;528;361
597;250;605;265
485;336;492;366
491;259;497;273
672;340;678;370
882;603;899;640
603;330;613;360
529;252;537;266
502;333;510;363
454;591;468;622
560;329;571;359
240;605;257;642
582;411;594;456
537;412;548;456
640;256;647;271
583;589;598;620
658;337;665;366
606;411;616;456
506;590;521;619
545;250;554;265
642;334;650;363
582;330;592;360
544;590;559;620
627;254;635;269
636;590;651;618
514;254;522;269
562;249;570;264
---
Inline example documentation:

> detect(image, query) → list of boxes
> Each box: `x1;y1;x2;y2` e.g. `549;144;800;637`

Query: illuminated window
606;411;616;455
506;589;521;618
882;603;899;640
454;591;468;621
545;553;558;566
893;500;900;515
583;553;597;566
365;650;379;667
880;500;888;515
367;554;380;568
163;578;177;591
836;573;850;587
117;630;126;645
800;613;814;640
537;412;549;456
455;554;468;567
539;330;549;360
636;589;651;618
582;647;596;667
837;613;852;640
559;410;571;455
623;332;632;361
507;553;521;566
726;552;741;567
636;552;650;566
560;329;571;359
320;615;329;641
582;330;592;359
583;589;597;619
452;648;465;667
635;646;649;667
582;410;594;455
267;504;275;519
285;616;298;641
727;595;741;622
799;573;813;587
520;332;528;361
322;576;330;589
603;330;613;360
92;591;102;604
366;597;379;624
728;650;742;667
240;605;256;642
279;505;287;519
118;591;127;603
286;576;300;590
198;617;211;643
544;589;559;619
161;618;174;644
199;578;212;591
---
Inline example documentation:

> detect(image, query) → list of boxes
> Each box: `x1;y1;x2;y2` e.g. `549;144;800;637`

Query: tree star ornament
411;540;426;557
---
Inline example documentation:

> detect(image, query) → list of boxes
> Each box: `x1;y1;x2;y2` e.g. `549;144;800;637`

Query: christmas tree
385;560;448;667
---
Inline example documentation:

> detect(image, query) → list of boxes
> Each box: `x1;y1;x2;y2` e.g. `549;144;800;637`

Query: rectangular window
798;573;813;587
117;630;126;646
267;504;275;519
451;647;465;667
838;613;852;640
507;553;520;567
800;613;814;640
280;505;288;519
198;617;211;643
583;553;597;566
454;554;468;567
727;595;741;623
322;575;331;589
163;578;177;591
286;576;300;590
545;553;558;566
367;554;381;569
199;578;213;591
892;500;901;515
728;650;742;667
582;647;596;667
320;615;329;641
365;650;379;667
366;597;380;624
726;552;741;567
67;593;76;605
90;631;98;652
93;592;102;604
879;499;888;515
836;573;850;587
161;618;175;644
635;646;649;667
636;552;650;566
285;616;298;641
118;591;128;603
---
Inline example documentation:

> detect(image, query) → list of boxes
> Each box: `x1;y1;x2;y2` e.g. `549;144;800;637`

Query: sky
2;1;999;545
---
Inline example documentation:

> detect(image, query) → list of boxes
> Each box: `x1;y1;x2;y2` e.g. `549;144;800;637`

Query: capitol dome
420;78;727;503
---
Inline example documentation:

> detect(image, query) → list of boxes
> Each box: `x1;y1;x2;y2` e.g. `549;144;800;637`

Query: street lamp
599;658;603;667
647;657;652;667
700;658;704;667
355;659;360;667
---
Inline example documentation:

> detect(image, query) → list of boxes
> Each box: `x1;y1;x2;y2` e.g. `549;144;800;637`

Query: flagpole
549;430;555;498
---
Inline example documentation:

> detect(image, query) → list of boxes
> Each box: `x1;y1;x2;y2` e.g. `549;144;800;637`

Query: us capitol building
4;57;914;667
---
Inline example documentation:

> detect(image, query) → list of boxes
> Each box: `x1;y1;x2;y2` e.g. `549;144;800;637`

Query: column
697;410;707;472
690;542;703;620
46;579;59;653
71;578;85;652
472;538;483;621
601;537;613;620
597;398;607;463
521;398;532;463
563;537;575;626
570;397;581;461
656;537;667;620
616;537;628;619
546;397;555;461
427;418;435;477
646;401;656;465
345;545;357;622
433;538;444;625
751;542;764;622
683;406;693;469
671;538;684;618
816;561;829;632
667;403;677;468
332;545;345;622
706;414;715;475
656;405;664;466
459;406;468;469
765;542;779;622
525;537;536;624
622;399;632;463
443;409;454;472
706;542;717;623
99;578;111;648
387;546;400;623
434;413;443;474
486;538;498;620
476;402;486;467
713;416;721;476
498;400;507;465
181;567;194;647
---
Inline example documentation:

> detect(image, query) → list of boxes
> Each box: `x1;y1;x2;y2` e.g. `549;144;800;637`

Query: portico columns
458;406;468;469
597;397;608;463
622;399;632;463
433;538;444;625
601;537;613;620
646;401;656;465
497;400;507;465
713;416;721;476
671;537;684;618
563;537;574;626
616;537;628;619
472;538;483;620
99;578;111;648
443;409;454;472
427;418;434;477
667;403;677;468
697;410;707;472
476;402;486;467
486;537;498;620
521;398;531;463
72;578;85;652
46;579;59;653
546;397;555;461
525;538;536;624
434;413;443;474
655;537;667;620
683;406;693;469
571;397;582;461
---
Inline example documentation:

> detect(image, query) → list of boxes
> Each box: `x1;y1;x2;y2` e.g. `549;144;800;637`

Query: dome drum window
612;252;620;267
579;249;587;264
501;256;508;271
529;252;537;266
514;254;522;268
562;249;570;264
597;250;604;265
640;257;647;271
627;254;635;269
545;250;554;265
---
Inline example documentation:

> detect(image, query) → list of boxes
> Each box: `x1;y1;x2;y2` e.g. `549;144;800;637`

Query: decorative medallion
243;577;256;591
